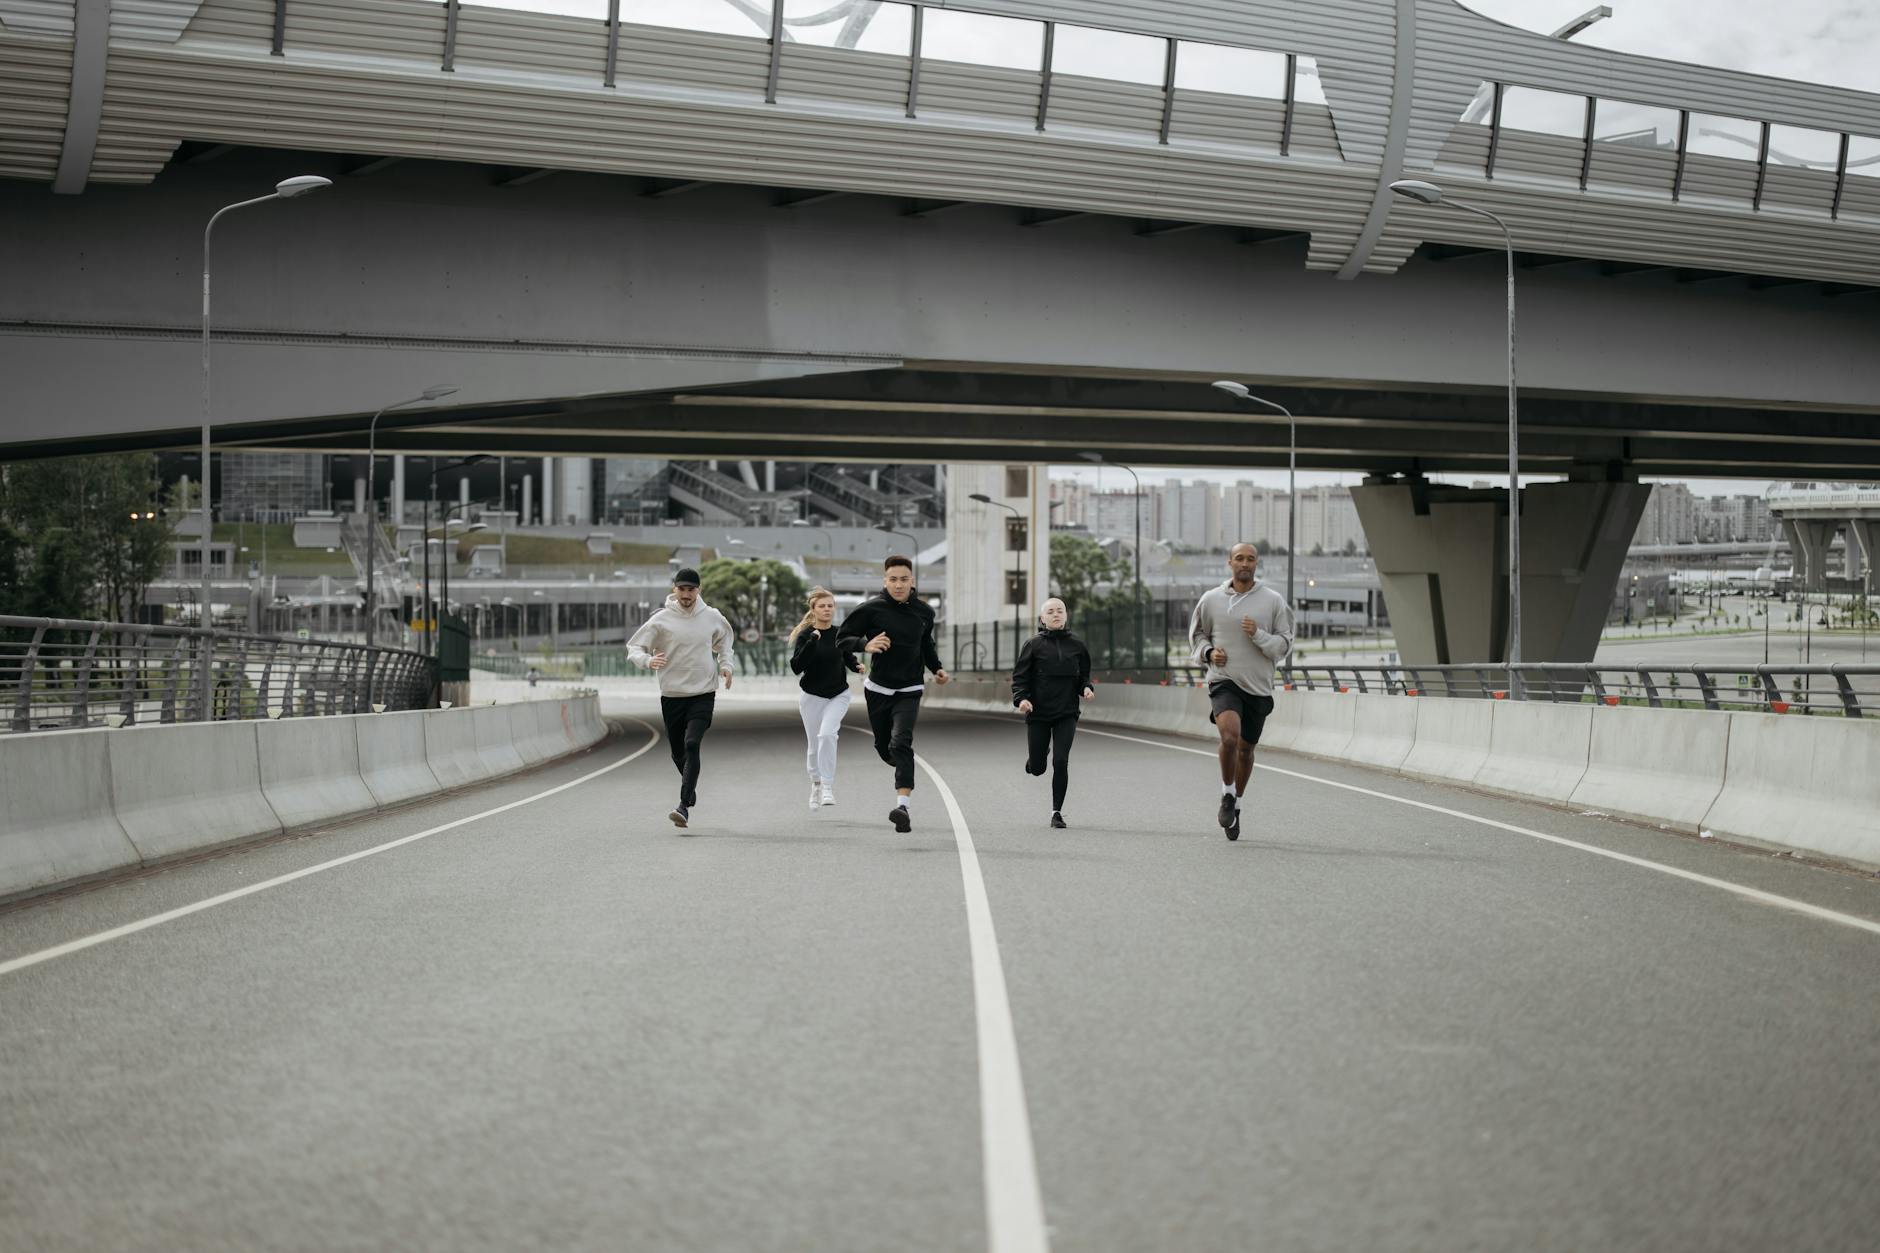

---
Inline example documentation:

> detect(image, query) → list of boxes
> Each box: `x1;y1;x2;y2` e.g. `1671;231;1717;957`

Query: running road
2;702;1877;1252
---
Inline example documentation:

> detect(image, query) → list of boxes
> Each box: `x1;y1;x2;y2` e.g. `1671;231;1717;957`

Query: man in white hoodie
626;567;735;829
1188;543;1294;841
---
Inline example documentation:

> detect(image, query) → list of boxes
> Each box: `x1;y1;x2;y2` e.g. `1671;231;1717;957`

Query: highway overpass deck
3;699;1875;1250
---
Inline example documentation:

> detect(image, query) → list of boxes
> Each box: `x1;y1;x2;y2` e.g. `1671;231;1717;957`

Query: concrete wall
0;696;607;903
923;682;1880;871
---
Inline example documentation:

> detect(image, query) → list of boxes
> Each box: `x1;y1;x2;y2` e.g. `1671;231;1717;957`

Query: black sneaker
1217;793;1237;829
1050;812;1067;829
889;805;911;833
1226;809;1241;842
669;805;689;829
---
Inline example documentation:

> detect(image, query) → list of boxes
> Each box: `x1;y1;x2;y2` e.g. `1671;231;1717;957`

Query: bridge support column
1351;472;1649;665
391;455;406;525
542;457;556;527
522;473;532;527
353;474;366;517
1784;517;1835;592
1851;520;1880;595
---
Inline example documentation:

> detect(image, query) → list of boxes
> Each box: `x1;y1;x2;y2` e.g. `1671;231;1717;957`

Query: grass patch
213;523;355;575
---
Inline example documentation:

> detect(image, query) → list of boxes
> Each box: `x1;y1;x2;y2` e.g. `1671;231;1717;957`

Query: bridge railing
1283;662;1880;717
0;615;437;734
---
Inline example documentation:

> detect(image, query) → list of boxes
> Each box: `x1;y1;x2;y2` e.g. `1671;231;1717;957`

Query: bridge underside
202;367;1880;480
4;147;1880;477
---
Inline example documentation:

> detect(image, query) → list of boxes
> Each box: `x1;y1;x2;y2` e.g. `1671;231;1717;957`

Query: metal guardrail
1;615;437;733
1282;662;1880;718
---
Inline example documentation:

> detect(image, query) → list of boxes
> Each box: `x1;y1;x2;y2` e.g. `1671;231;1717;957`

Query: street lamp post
1211;382;1298;621
1389;177;1522;695
423;456;489;655
968;493;1025;649
364;384;457;647
1078;453;1144;666
199;173;330;717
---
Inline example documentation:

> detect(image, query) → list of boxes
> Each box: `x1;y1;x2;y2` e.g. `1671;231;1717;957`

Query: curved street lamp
1211;381;1297;619
364;384;457;646
199;173;330;715
1390;177;1522;691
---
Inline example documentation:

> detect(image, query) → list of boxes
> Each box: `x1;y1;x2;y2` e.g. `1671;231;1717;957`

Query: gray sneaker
669;805;689;830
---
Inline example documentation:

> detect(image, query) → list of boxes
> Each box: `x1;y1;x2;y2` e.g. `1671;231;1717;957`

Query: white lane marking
1072;723;1880;939
0;720;663;978
915;748;1053;1253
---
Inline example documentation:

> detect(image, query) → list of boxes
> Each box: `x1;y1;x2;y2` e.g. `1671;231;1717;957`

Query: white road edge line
0;719;664;979
1071;723;1880;939
916;747;1053;1253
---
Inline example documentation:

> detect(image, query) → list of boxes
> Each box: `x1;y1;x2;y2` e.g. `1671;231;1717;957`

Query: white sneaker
820;788;836;807
809;779;823;809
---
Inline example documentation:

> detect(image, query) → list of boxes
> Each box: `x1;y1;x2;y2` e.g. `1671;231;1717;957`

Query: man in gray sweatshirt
1187;543;1295;841
625;568;735;829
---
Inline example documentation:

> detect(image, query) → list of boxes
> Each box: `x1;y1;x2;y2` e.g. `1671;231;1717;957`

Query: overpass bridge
1769;484;1880;595
6;0;1880;664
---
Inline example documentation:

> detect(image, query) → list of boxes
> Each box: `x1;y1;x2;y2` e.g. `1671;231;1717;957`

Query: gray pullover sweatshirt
626;593;736;697
1188;579;1295;698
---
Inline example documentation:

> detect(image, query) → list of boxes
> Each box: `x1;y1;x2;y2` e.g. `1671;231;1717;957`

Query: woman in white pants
789;587;859;808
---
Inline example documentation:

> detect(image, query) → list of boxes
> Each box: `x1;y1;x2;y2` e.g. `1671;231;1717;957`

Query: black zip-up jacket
790;626;860;698
1011;628;1092;722
837;592;942;690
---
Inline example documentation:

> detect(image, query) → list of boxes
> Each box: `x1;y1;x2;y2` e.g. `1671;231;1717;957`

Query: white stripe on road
0;720;664;978
1075;724;1880;939
916;748;1053;1253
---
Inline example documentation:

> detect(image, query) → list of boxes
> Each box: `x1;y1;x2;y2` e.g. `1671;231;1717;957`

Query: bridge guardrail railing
1279;662;1879;717
1;615;438;733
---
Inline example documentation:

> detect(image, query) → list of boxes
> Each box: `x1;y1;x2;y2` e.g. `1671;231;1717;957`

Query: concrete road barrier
1342;695;1420;772
1288;692;1357;759
471;704;528;777
257;716;378;831
1701;713;1880;870
0;729;140;900
1256;689;1303;751
1399;698;1494;786
355;710;443;808
1473;701;1592;803
1570;706;1729;831
110;721;281;860
424;707;491;790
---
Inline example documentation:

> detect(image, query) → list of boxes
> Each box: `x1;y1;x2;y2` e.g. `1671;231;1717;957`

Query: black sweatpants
864;687;922;791
659;691;715;807
1025;715;1078;812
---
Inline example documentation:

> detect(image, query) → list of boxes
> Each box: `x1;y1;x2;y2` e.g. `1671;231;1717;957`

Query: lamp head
275;175;332;199
1077;452;1104;464
1388;179;1445;206
420;384;458;401
968;492;993;504
1212;380;1251;399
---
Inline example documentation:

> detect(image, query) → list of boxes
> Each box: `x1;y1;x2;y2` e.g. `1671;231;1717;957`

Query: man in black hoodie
837;555;949;832
1011;597;1094;828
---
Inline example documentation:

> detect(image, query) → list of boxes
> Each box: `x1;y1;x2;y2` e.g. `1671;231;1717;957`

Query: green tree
1049;534;1122;615
699;557;806;636
0;453;174;622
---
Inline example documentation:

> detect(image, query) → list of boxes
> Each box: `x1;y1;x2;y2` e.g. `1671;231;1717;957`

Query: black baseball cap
672;567;701;588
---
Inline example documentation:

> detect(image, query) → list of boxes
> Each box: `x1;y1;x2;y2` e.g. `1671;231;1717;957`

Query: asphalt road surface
3;698;1877;1252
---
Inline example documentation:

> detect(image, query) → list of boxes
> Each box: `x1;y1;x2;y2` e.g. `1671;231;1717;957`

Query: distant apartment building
1635;482;1697;546
1694;493;1775;543
1295;486;1363;555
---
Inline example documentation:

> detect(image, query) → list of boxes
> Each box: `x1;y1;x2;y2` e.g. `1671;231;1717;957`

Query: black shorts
1209;682;1275;743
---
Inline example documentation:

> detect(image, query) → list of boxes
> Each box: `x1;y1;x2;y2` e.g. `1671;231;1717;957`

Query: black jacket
837;592;942;690
790;626;860;698
1012;628;1092;722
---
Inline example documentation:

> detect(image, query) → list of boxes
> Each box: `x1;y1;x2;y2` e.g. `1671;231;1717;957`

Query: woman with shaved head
1011;596;1094;828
